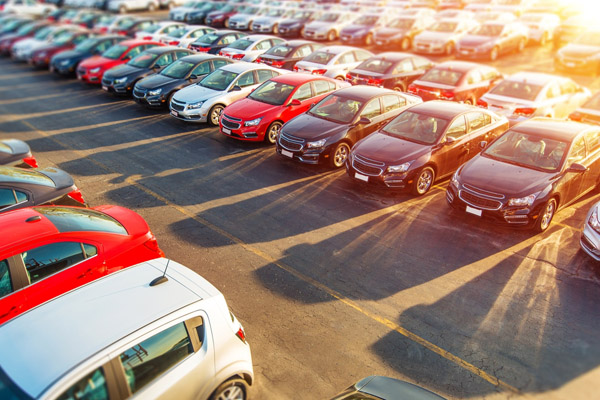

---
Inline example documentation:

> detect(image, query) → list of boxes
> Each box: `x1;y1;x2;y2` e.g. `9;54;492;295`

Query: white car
518;12;560;45
294;45;373;80
134;21;186;42
413;18;480;55
2;0;55;17
219;34;284;62
107;0;159;14
0;258;254;400
170;62;283;125
11;25;79;62
160;25;216;48
302;11;358;41
250;7;291;33
227;5;266;30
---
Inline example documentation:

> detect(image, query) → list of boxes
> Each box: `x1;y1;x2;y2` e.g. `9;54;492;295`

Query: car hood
374;27;407;38
52;49;88;62
224;97;279;119
173;83;223;103
2;139;30;157
306;21;336;31
354;133;430;164
341;25;371;35
137;74;180;90
458;35;494;47
79;55;117;69
559;44;600;59
416;31;453;42
104;63;146;79
39;167;75;190
282;113;347;141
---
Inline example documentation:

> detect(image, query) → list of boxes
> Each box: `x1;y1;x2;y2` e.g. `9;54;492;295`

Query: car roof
374;52;418;62
0;259;221;398
504;71;561;86
512;118;596;142
318;45;363;54
0;207;59;251
407;100;478;119
432;60;485;72
179;53;229;63
269;73;333;85
221;61;276;73
144;45;182;54
334;85;397;100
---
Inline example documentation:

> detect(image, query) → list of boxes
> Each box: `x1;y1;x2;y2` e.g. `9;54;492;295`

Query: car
413;17;480;55
11;25;82;62
473;10;517;23
50;35;125;76
169;0;224;24
408;61;502;104
0;139;37;168
2;0;55;17
518;12;559;45
0;20;50;56
372;13;436;51
72;9;105;29
339;13;391;46
110;17;155;37
447;118;600;232
293;45;373;81
465;0;497;13
346;52;434;92
227;5;265;31
91;13;120;33
77;39;163;84
302;11;359;42
205;3;245;28
159;24;215;48
0;205;165;324
218;34;284;62
434;9;475;20
29;29;92;69
134;54;233;108
188;29;247;53
102;46;193;95
580;200;600;261
220;74;346;144
331;376;445;400
134;21;186;42
277;9;321;37
554;29;600;76
455;21;528;61
256;39;323;70
477;72;591;125
490;0;535;16
569;91;600;126
346;101;508;195
170;62;282;125
250;7;290;34
276;86;422;168
107;0;159;14
552;15;594;50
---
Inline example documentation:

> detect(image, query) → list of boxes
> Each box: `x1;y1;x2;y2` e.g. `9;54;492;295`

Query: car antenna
150;259;170;287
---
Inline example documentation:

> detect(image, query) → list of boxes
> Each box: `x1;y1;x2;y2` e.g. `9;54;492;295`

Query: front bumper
228;20;250;30
456;46;492;59
580;225;600;261
340;34;367;44
345;155;415;190
251;24;274;33
169;99;209;122
278;26;301;37
133;87;166;107
77;67;103;84
220;114;268;141
101;77;131;95
50;60;77;75
275;133;331;164
303;30;329;40
413;42;446;54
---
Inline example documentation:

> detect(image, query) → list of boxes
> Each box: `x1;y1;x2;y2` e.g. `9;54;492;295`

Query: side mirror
445;136;456;146
289;99;301;106
230;85;242;92
479;140;487;149
357;116;371;125
189;74;198;80
309;102;317;108
566;163;587;173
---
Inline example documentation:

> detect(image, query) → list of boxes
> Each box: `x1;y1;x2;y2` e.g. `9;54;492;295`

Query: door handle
78;268;92;279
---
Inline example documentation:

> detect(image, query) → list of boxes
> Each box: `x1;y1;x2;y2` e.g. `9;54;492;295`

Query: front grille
171;102;184;112
279;132;303;151
462;184;504;199
133;88;145;98
101;78;111;86
223;114;241;122
581;234;599;255
459;190;502;210
221;118;241;130
352;154;384;176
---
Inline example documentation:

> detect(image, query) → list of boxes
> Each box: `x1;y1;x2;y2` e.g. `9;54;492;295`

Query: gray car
302;11;358;41
332;376;446;400
250;7;291;34
228;5;265;31
293;45;373;80
219;34;284;62
580;200;600;261
0;139;37;168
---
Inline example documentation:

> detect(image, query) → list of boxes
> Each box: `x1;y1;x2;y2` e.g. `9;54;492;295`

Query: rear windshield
227;38;254;50
264;44;293;57
419;68;463;86
35;207;128;235
489;80;543;101
0;167;55;187
356;58;393;74
302;51;336;65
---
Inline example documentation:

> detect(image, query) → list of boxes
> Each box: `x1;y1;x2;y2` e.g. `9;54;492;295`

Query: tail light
367;78;383;86
118;30;127;36
346;73;353;80
312;69;326;75
21;156;38;168
271;60;284;68
513;107;536;116
99;27;108;33
144;234;164;256
67;188;85;204
440;90;455;100
293;65;299;71
79;23;87;28
232;53;244;60
476;98;488;108
169;40;179;45
254;57;262;63
196;46;210;52
407;85;417;94
569;112;582;121
236;326;247;343
218;50;224;56
142;36;152;40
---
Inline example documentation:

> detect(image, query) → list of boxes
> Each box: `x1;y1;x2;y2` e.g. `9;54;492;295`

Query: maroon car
205;3;244;28
407;61;502;105
29;30;93;69
0;21;51;56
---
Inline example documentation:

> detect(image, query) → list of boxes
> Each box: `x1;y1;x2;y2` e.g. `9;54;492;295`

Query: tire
411;167;435;196
464;97;475;105
224;18;229;28
329;142;351;168
148;2;156;12
444;42;454;56
534;198;557;233
208;104;224;126
365;33;373;46
272;23;278;34
400;37;411;51
265;121;282;144
335;76;345;81
209;378;248;400
327;30;336;42
518;37;526;52
489;46;498;61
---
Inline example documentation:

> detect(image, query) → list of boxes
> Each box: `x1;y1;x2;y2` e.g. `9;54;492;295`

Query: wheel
534;198;557;233
518;37;526;52
365;33;373;46
329;142;351;168
444;42;454;56
411;167;435;196
119;4;126;13
209;378;248;400
208;104;224;126
393;82;406;92
335;76;345;81
148;2;156;12
272;23;278;34
400;37;411;51
489;46;498;61
265;121;282;144
327;30;336;41
463;97;475;105
224;18;229;28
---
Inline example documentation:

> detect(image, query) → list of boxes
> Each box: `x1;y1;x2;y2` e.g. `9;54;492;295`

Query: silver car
159;25;216;48
170;62;283;125
107;0;159;13
581;200;600;261
293;45;373;81
518;12;560;45
302;11;358;41
11;25;81;62
413;18;480;55
134;21;186;42
219;34;284;62
228;5;266;30
250;7;293;34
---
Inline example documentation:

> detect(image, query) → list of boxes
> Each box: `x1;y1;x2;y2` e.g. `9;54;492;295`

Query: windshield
161;60;194;79
389;18;415;29
34;26;53;40
16;22;35;35
75;37;101;52
96;15;115;25
199;69;237;91
354;15;379;25
1;20;22;33
52;31;76;46
116;18;136;29
428;21;458;33
473;24;503;36
382;111;449;145
302;51;335;65
419;68;463;86
195;3;214;10
194;32;219;44
264;44;293;57
575;31;600;46
249;80;295;105
309;94;363;124
228;38;253;50
128;52;159;68
489;80;543;101
102;44;128;60
483;130;567;171
356;58;393;74
143;24;161;34
168;27;188;38
318;13;341;22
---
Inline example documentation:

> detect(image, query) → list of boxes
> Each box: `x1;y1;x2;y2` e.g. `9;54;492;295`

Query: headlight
451;171;459;189
244;117;262;127
307;139;326;148
114;77;127;84
387;162;412;173
588;207;600;233
507;193;538;207
90;67;101;74
187;101;204;109
148;88;162;96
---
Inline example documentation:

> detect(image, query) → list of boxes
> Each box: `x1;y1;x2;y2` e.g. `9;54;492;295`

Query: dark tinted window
585;130;600;153
191;61;211;76
0;260;12;299
56;367;108;400
212;59;230;69
257;69;276;83
155;53;173;67
292;83;313;102
83;243;98;258
34;207;127;235
0;189;16;209
382;95;405;112
236;71;256;87
23;242;85;284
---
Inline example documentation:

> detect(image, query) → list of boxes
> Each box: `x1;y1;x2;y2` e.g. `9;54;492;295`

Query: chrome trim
352;154;384;176
279;132;304;151
458;190;502;211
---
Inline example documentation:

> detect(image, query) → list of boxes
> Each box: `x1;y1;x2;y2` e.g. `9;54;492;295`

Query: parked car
434;9;475;20
580;200;600;261
339;13;390;45
346;52;434;92
50;35;125;76
447;118;600;232
170;62;282;125
108;0;159;14
102;46;193;95
134;21;186;41
159;24;215;47
554;29;600;76
0;20;50;56
188;29;247;53
77;39;163;84
473;10;516;23
276;86;422;168
227;5;264;31
111;17;155;37
477;72;591;125
408;61;502;104
331;376;445;400
220;74;346;144
413;18;480;55
219;34;284;62
302;11;358;41
11;25;81;62
250;7;290;34
205;3;245;28
490;0;534;16
518;12;559;45
134;54;233;107
553;15;593;49
0;139;37;168
372;13;436;51
256;40;322;70
294;45;373;81
569;91;600;126
277;9;321;37
347;101;508;195
29;30;92;69
169;0;224;24
2;0;55;17
455;21;528;61
0;258;253;399
465;0;497;12
0;205;165;324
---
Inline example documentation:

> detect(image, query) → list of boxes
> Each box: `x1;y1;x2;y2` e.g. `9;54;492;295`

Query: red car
407;61;502;105
220;74;346;144
0;205;164;325
0;21;50;56
76;39;163;84
29;30;92;68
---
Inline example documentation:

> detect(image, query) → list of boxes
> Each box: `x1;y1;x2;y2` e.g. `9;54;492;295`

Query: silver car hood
173;84;224;103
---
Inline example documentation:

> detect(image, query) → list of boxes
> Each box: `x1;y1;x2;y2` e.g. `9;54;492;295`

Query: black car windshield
318;13;341;22
356;58;393;74
419;68;463;86
483;130;567;171
382;111;449;145
75;37;101;52
473;24;503;37
428;21;458;32
128;52;159;68
194;32;220;44
308;94;363;124
227;38;253;50
160;60;194;79
103;44;128;60
489;80;544;101
35;207;128;235
574;31;600;46
302;51;335;65
264;44;293;57
249;81;295;105
34;26;53;40
389;18;415;29
199;69;237;91
353;15;379;25
0;167;55;187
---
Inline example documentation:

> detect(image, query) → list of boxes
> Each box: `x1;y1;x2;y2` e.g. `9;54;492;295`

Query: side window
236;71;256;87
96;41;111;53
335;51;355;65
256;69;276;83
163;25;179;34
212;59;229;69
0;189;25;210
217;36;232;45
293;45;312;58
254;40;272;51
191;61;211;76
360;98;381;119
567;136;586;164
0;259;12;299
546;83;561;99
481;68;499;81
445;115;468;139
22;242;86;284
585;130;600;154
155;53;173;67
124;46;142;60
313;80;332;96
175;50;190;59
83;243;98;258
72;35;87;45
393;59;414;74
467;70;482;85
466;112;487;131
56;367;108;400
190;30;205;38
119;323;192;394
292;83;313;101
382;95;405;112
413;57;431;70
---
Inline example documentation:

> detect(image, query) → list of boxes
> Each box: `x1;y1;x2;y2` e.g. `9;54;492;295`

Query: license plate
466;205;482;217
222;128;231;135
354;173;368;182
281;149;293;158
102;85;108;91
170;110;178;117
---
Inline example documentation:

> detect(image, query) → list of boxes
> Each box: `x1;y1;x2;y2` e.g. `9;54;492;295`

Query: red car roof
0;208;59;252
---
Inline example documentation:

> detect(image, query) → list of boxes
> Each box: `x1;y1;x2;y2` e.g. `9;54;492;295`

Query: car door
190;60;211;81
213;33;236;53
350;97;384;143
0;256;28;324
561;135;588;205
282;81;314;120
436;114;470;178
333;50;356;77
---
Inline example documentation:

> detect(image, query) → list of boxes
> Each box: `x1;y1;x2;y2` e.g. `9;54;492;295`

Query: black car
0;166;86;213
133;54;233;107
102;46;193;95
188;30;246;54
50;35;125;76
569;91;600;126
276;86;422;168
332;376;445;400
346;52;434;92
113;18;156;38
373;14;436;51
0;139;37;168
277;10;321;38
256;40;323;71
